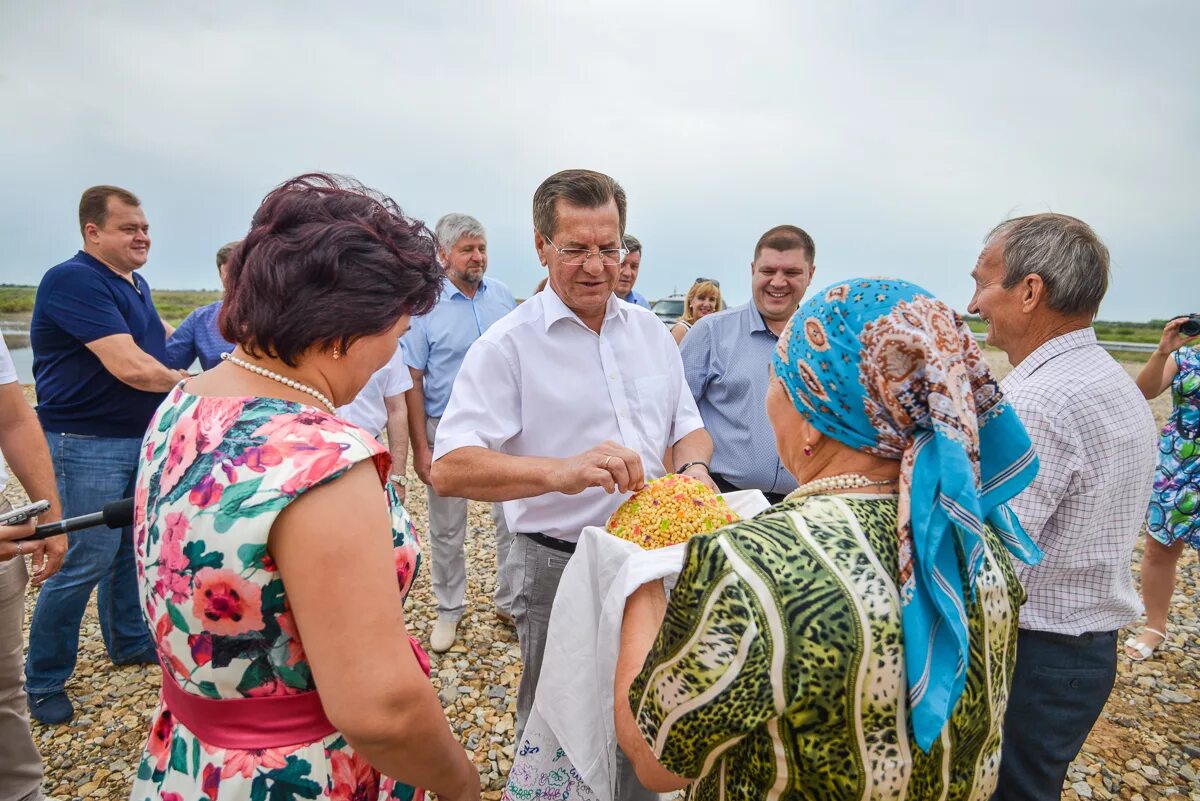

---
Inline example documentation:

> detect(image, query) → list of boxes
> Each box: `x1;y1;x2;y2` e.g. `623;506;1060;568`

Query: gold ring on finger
602;455;613;469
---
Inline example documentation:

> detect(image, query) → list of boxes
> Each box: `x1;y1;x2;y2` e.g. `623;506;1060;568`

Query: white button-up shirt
1002;328;1156;635
433;288;705;542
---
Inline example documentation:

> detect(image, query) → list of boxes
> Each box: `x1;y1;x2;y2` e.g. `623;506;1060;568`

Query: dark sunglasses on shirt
694;277;720;288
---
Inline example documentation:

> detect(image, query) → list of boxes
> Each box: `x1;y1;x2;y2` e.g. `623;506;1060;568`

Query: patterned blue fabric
772;277;1042;751
164;301;233;371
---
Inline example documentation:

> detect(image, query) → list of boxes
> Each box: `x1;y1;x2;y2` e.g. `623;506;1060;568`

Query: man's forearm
385;398;410;472
671;428;713;471
405;369;429;451
123;360;188;392
431;447;560;502
0;394;62;523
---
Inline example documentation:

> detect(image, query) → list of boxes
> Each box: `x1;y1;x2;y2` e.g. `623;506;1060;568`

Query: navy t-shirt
32;251;170;438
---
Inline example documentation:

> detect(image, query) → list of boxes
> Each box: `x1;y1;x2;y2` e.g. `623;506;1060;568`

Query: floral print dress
130;386;423;801
1148;345;1200;549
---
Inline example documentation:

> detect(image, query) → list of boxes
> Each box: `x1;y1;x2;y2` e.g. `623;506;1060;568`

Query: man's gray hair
985;213;1110;317
622;233;642;253
435;213;486;252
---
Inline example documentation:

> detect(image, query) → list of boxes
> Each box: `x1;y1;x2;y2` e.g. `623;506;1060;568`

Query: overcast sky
2;1;1196;322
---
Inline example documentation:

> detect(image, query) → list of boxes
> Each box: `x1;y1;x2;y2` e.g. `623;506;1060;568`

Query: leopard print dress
628;494;1024;800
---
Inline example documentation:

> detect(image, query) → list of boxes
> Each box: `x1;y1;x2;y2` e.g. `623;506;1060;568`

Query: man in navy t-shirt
25;185;188;725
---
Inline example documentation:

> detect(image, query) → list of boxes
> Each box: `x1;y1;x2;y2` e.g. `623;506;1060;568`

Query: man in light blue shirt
680;225;817;503
403;213;516;652
615;234;651;309
164;241;237;371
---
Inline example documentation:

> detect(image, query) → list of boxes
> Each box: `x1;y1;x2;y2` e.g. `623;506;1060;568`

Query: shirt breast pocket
632;374;672;449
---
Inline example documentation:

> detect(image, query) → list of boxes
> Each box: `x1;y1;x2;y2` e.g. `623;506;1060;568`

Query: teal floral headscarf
773;277;1042;752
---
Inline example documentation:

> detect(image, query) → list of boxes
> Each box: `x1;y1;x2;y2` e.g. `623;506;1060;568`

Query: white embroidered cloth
502;490;771;801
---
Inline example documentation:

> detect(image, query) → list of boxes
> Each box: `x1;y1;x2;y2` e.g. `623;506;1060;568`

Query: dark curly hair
219;173;443;366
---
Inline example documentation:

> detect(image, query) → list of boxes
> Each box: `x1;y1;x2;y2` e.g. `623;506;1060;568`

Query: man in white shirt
0;336;65;801
336;345;412;502
431;169;713;800
968;213;1156;800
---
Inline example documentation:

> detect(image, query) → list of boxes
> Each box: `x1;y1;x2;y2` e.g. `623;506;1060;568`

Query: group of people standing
0;168;1193;801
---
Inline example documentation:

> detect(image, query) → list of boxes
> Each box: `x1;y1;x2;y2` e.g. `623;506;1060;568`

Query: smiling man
25;185;188;725
969;213;1156;800
430;169;712;800
678;224;816;503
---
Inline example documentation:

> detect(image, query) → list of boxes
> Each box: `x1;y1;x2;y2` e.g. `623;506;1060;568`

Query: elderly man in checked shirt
968;213;1156;801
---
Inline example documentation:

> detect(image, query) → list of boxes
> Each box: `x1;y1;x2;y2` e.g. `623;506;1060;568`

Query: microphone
21;498;135;541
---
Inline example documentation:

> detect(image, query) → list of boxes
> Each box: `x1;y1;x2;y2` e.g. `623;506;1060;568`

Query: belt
518;530;577;554
157;635;431;750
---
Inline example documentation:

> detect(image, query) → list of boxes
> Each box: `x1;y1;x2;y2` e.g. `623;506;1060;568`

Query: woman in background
670;279;722;344
1126;315;1200;660
131;174;479;801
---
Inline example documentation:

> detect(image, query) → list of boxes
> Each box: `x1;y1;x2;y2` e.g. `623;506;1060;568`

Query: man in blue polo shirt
25;185;188;724
404;213;516;652
679;224;816;504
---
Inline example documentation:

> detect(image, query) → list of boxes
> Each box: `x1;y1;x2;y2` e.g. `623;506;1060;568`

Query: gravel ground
10;353;1200;800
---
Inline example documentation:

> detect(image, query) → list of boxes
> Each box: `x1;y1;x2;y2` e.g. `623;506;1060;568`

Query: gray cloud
2;1;1196;321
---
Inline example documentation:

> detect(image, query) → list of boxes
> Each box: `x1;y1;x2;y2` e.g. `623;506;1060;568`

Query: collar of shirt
78;250;146;293
1006;327;1098;386
540;286;629;334
443;276;493;301
743;302;774;337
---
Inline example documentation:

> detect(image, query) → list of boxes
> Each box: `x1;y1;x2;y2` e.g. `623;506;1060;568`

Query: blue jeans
25;433;150;695
993;628;1118;801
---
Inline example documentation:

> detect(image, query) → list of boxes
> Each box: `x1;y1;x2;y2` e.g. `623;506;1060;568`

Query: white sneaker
430;617;458;653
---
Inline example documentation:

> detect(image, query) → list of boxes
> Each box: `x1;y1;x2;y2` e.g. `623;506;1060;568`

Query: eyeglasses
540;233;627;266
694;277;720;288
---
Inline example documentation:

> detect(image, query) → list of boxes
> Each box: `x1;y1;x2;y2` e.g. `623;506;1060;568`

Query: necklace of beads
787;473;897;499
221;352;337;414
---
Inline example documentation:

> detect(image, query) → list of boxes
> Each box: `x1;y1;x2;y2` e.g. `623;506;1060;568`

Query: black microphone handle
21;498;136;542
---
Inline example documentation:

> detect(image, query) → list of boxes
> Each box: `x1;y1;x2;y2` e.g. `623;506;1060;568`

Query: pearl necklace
787;473;896;500
220;352;337;414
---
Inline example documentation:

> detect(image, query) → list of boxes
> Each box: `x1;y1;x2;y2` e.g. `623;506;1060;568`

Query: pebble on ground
11;354;1200;801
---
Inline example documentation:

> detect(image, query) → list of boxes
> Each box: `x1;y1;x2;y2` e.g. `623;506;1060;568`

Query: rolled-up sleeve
628;533;780;780
432;339;521;460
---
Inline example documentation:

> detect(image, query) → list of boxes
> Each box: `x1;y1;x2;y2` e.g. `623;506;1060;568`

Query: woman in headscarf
614;278;1042;800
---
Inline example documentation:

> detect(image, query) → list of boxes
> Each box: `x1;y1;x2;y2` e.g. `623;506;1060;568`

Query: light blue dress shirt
679;302;798;495
164;300;234;371
618;289;652;309
402;276;517;418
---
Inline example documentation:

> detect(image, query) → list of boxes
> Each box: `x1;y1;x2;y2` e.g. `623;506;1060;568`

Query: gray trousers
509;533;655;801
426;417;515;620
1;508;45;801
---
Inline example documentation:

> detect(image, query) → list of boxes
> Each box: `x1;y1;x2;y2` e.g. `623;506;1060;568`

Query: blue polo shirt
32;250;170;438
401;276;516;418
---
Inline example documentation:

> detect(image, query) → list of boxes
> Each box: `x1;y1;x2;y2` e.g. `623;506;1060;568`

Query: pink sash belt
159;635;432;751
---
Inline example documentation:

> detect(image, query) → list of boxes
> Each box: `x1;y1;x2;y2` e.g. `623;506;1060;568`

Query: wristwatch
389;473;408;488
676;460;710;475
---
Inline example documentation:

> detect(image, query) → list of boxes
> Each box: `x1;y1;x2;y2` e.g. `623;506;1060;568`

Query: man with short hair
615;234;650;308
25;185;188;724
968;213;1156;800
164;240;238;370
430;170;713;800
0;334;64;801
679;224;815;504
403;213;516;653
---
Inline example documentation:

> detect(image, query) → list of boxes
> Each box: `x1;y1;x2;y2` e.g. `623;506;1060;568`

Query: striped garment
629;495;1025;800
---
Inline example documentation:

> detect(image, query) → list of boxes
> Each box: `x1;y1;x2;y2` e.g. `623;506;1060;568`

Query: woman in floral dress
130;174;480;801
1127;316;1200;660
